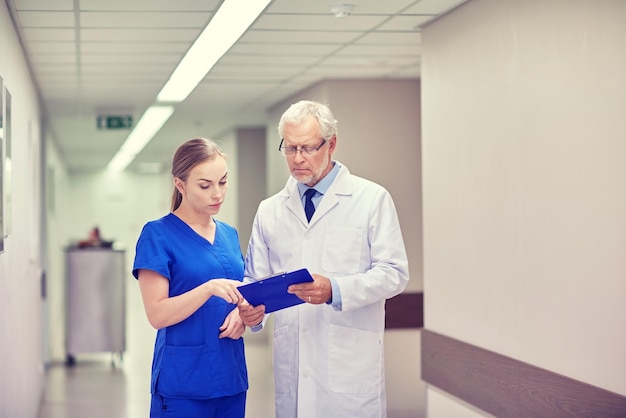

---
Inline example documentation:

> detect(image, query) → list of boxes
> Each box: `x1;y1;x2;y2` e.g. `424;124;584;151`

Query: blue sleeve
328;277;343;311
132;221;172;280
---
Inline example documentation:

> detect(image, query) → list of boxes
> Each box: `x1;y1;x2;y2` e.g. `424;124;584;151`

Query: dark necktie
304;188;317;222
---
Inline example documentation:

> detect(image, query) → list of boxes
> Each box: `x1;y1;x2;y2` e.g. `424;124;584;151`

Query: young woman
133;138;248;418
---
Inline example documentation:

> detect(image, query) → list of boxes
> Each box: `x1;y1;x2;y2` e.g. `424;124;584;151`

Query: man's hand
288;273;332;304
239;301;266;327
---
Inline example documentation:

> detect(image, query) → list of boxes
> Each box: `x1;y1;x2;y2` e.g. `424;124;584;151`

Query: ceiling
7;0;467;173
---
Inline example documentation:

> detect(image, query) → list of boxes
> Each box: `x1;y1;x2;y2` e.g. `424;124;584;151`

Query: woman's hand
206;278;244;304
219;308;246;339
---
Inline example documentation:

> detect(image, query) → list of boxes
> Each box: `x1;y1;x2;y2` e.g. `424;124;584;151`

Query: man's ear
328;135;337;153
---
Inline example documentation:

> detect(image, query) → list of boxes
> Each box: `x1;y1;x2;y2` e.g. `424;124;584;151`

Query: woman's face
176;155;228;216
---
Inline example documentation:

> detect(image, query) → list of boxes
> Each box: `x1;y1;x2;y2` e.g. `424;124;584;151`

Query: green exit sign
97;115;133;130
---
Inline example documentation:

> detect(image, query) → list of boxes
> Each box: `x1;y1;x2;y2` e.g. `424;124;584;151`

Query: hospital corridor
3;1;626;417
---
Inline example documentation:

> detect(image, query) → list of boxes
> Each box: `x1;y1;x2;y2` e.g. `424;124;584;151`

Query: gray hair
278;100;338;140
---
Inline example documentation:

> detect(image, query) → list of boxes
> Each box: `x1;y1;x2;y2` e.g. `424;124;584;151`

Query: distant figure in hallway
133;138;248;418
239;100;409;417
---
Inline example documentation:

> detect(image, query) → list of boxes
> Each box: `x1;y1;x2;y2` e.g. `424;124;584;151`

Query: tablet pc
239;268;314;313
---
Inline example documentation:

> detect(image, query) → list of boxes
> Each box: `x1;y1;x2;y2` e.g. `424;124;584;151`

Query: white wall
421;0;626;415
46;170;172;361
0;3;45;416
44;131;72;363
44;134;240;362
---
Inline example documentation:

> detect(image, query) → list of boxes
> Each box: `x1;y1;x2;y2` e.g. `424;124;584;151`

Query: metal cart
65;247;126;365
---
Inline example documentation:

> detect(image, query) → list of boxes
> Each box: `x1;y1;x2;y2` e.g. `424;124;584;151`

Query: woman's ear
174;178;185;194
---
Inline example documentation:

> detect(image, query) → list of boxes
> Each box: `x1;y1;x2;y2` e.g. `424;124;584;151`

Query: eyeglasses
278;138;327;157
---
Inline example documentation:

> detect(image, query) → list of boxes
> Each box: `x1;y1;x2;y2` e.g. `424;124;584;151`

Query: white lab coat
244;162;409;418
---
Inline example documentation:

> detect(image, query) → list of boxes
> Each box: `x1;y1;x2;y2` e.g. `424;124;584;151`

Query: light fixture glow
157;0;272;102
107;105;174;173
106;0;271;172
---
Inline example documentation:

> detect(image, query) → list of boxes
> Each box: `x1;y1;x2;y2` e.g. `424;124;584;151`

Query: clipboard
239;268;314;313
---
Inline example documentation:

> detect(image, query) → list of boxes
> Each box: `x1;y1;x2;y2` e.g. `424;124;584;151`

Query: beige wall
327;79;422;292
422;0;626;415
236;126;267;253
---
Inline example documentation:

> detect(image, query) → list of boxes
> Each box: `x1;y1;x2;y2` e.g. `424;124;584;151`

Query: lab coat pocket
273;325;292;394
322;227;363;274
328;324;381;394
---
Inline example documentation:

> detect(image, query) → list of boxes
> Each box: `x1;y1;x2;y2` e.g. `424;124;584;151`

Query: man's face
282;115;335;187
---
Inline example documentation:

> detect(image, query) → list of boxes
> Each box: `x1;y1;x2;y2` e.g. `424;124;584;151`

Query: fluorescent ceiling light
106;0;270;172
107;105;174;173
157;0;272;102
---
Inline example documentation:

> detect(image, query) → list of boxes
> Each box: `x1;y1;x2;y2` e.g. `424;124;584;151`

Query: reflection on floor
37;337;275;418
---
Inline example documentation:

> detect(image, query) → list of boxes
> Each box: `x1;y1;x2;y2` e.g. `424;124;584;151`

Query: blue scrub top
133;213;248;399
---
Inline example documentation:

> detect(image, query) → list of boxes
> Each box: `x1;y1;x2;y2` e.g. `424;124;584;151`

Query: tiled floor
37;338;275;418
